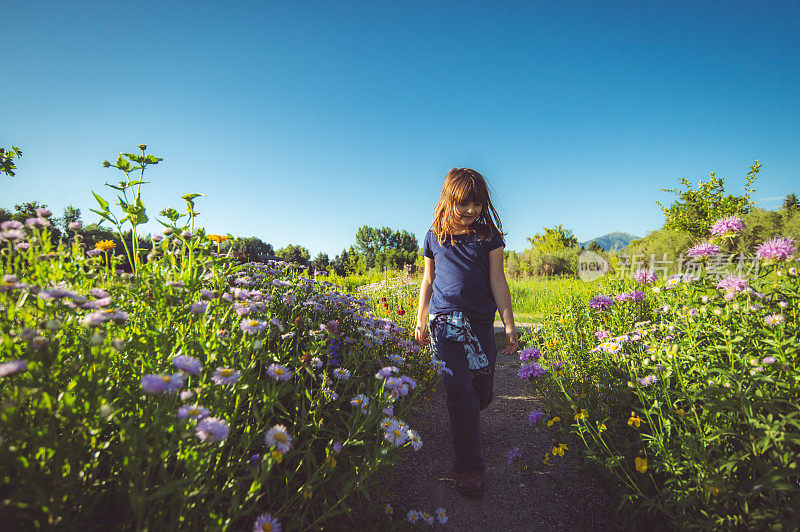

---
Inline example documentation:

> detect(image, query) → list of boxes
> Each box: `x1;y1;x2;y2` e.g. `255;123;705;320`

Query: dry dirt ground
360;327;618;531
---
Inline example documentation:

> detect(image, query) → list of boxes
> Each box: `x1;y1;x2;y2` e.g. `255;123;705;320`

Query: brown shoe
455;470;485;498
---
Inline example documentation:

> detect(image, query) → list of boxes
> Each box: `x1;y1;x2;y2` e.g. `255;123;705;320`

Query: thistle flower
716;275;749;297
196;417;229;442
756;237;796;261
265;424;293;453
267;363;291;382
633;269;658;284
212;367;241;385
711;215;745;236
172;355;202;375
687;242;721;258
589;296;614;311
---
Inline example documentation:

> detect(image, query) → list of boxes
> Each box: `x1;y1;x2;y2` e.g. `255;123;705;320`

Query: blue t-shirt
423;228;505;319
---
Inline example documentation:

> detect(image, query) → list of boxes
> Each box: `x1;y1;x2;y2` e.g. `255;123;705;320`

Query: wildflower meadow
518;219;800;529
0;148;444;530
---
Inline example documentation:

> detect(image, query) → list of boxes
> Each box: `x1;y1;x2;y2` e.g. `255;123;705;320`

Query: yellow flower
542;453;550;465
547;416;561;427
596;422;607;432
302;486;313;500
208;234;227;243
574;409;587;421
705;483;720;497
635;456;648;473
552;443;568;456
95;240;116;252
271;450;283;463
627;412;645;428
676;408;685;417
325;454;337;468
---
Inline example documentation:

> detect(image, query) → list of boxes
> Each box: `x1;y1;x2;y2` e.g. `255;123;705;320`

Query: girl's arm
489;247;518;355
415;257;435;345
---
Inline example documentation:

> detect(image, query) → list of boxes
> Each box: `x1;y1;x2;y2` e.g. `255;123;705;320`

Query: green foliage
353;225;418;273
657;161;760;238
0;145;22;177
526;224;578;254
782;193;799;214
0;151;436;530
520;234;800;529
275;244;310;265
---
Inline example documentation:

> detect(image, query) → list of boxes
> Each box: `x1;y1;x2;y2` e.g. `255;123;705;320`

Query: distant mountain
580;232;639;251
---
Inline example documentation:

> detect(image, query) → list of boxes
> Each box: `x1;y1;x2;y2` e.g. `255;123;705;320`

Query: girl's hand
502;324;518;355
415;324;429;346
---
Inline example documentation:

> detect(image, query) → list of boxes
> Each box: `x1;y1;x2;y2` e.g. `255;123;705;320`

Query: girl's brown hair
431;168;504;246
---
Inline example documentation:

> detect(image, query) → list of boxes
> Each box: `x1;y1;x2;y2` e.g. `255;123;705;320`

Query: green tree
657;160;760;238
276;244;310;265
782;193;799;214
354;225;420;271
61;205;82;233
0;146;22;177
311;252;330;273
230;237;274;263
526;224;578;254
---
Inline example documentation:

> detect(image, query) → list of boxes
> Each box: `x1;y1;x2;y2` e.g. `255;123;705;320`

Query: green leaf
182;193;204;201
92;191;109;211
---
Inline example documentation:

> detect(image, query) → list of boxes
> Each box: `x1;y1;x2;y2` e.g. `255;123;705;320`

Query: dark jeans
430;313;497;473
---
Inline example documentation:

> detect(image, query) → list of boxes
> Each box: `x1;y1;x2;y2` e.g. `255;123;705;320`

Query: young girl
415;167;518;498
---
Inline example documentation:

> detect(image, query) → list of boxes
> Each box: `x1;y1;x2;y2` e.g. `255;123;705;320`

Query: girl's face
453;201;482;230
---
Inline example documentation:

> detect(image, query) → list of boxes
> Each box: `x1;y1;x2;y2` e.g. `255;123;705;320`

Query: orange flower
635;456;648;473
95;240;116;252
208;234;227;243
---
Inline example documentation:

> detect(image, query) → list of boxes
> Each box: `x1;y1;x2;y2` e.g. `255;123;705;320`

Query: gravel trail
383;329;617;531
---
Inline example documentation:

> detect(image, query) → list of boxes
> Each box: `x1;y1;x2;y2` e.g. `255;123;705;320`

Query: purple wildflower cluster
710;215;745;236
519;347;541;361
614;291;645;303
589;296;614;311
756;237;796;262
633;269;658;285
518;361;547;380
687;242;721;258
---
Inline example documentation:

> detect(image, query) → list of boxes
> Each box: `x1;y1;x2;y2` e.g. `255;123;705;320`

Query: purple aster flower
67;221;82;231
180;230;192;239
589;296;614;311
267;363;291;382
518;361;548;380
333;367;350;380
86;248;102;257
711;215;745;236
240;318;268;334
195;417;229;442
762;356;777;365
638;374;658;386
177;404;210;420
0;220;23;231
0;229;26;241
172;355;202;375
633;269;658;284
595;329;611;340
764;314;785;326
527;410;546;426
375;366;399;379
212;367;241;385
756;237;796;262
16;242;30;251
35;208;52;218
189;301;208;314
332;442;343;454
506;447;522;466
265;424;293;453
25;217;51;228
687;242;721;258
141;373;185;394
0;359;28;377
199;288;217;300
90;288;110;299
252;513;282;532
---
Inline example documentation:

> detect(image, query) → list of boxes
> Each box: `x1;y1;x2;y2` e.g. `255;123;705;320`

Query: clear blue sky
4;1;799;256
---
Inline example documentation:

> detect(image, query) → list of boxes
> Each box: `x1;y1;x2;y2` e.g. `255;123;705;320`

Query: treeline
505;163;800;279
1;199;418;277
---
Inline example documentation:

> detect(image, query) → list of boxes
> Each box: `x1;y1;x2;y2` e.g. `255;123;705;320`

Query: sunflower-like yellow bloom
574;409;587;420
635;456;648;473
628;412;645;428
208;234;227;243
547;416;561;427
95;240;116;252
552;443;568;456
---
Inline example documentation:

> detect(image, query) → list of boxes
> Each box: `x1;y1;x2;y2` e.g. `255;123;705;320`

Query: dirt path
383;330;616;531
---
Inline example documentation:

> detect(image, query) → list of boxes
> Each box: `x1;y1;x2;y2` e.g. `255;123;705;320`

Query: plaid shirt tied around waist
428;311;489;370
